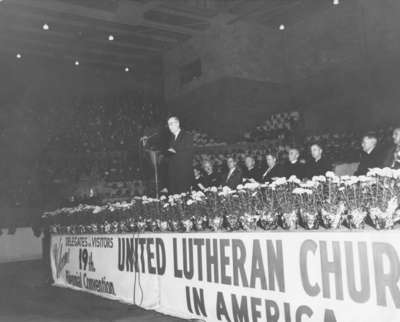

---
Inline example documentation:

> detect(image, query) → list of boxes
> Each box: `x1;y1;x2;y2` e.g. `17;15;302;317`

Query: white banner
51;232;400;322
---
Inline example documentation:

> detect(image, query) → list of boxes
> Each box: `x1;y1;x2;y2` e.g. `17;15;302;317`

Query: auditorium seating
4;89;394;211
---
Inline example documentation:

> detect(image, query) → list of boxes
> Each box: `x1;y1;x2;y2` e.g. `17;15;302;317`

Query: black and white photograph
1;0;400;321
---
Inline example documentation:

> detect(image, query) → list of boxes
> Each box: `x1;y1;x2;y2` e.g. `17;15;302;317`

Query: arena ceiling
0;0;336;73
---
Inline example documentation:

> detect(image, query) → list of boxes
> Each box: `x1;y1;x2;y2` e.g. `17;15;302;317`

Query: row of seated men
192;144;330;190
192;129;400;190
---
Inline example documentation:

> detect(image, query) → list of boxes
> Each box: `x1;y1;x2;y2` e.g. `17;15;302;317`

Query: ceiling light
279;24;285;31
42;23;50;31
108;35;114;41
124;67;129;72
74;60;79;66
16;53;22;59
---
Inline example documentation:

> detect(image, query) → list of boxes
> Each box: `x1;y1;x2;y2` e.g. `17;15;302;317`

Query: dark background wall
163;21;287;140
164;0;400;139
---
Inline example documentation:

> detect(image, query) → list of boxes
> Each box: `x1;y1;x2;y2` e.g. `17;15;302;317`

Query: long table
51;231;400;322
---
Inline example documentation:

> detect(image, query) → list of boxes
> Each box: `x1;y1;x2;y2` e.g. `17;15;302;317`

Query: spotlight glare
42;23;49;31
108;34;114;41
333;0;339;5
279;24;285;31
124;67;129;72
74;60;79;66
16;53;22;59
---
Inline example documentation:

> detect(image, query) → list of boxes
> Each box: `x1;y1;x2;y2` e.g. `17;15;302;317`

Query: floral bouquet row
42;168;400;234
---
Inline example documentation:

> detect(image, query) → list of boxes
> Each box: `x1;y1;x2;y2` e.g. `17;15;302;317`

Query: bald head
288;148;299;163
393;128;400;146
245;156;255;169
202;160;213;174
310;144;323;160
361;134;377;153
266;154;277;168
167;116;180;135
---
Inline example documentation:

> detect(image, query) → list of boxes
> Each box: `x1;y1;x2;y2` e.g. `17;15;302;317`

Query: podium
145;149;160;198
140;131;164;198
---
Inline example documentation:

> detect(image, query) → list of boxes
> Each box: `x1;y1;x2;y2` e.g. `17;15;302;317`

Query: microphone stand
139;133;160;199
153;151;159;199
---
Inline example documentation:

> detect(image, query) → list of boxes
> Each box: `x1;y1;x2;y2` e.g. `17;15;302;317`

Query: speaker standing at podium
166;116;194;194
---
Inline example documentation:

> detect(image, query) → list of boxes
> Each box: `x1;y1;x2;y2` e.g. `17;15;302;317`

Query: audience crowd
39;108;399;207
189;129;227;147
243;110;301;142
3;93;398;209
45;92;161;153
2;91;162;209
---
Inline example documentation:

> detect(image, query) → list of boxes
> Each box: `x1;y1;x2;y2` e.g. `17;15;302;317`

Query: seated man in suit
262;154;282;182
242;156;261;182
192;168;205;191
307;143;332;178
284;148;306;179
224;157;243;189
383;127;400;169
355;133;381;175
201;160;219;188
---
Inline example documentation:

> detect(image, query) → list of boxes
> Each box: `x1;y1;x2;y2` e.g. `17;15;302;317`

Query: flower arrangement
315;174;343;229
257;185;279;230
293;184;319;230
365;168;400;229
42;168;400;234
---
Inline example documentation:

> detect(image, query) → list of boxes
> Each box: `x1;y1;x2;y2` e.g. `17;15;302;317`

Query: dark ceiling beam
227;0;302;25
158;2;218;19
0;45;162;74
0;46;57;60
256;0;329;29
143;9;210;31
55;0;119;12
141;21;202;37
0;9;182;46
0;24;162;58
0;35;154;66
1;1;192;44
5;0;118;23
132;27;191;42
0;11;175;51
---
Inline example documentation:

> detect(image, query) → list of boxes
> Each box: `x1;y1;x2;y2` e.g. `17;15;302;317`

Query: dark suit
192;176;204;191
261;165;283;182
383;145;400;169
242;167;261;182
284;161;306;179
201;172;219;188
306;157;332;178
354;147;382;175
167;130;194;194
224;168;243;189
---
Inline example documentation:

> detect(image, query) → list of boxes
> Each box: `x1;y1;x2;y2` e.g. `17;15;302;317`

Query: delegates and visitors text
51;232;400;322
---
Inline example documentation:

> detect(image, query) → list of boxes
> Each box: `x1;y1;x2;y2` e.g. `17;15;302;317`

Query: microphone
140;132;159;141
